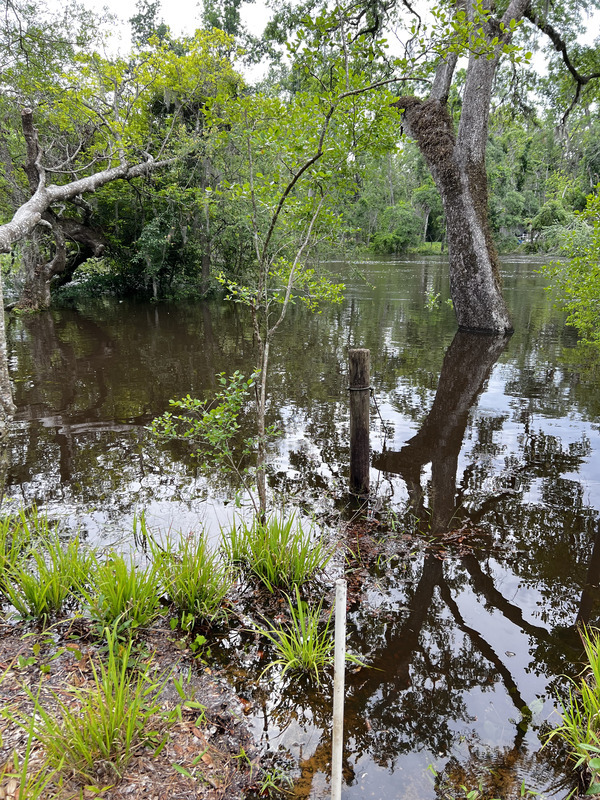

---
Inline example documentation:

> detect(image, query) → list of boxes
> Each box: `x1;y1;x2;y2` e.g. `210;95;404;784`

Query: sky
94;0;599;60
97;0;269;51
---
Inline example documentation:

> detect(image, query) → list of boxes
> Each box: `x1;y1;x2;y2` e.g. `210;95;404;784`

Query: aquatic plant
253;585;335;684
150;531;233;629
0;508;50;595
81;552;162;636
547;626;600;794
5;531;94;622
224;515;332;593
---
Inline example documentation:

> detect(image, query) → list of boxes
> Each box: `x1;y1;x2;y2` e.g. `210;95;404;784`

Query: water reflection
4;257;600;798
249;312;598;799
373;331;509;534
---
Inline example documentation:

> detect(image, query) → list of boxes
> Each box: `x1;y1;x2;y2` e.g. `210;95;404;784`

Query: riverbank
0;616;263;800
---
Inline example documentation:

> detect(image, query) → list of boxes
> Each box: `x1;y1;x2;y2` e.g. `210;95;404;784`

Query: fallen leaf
192;727;207;745
238;697;252;714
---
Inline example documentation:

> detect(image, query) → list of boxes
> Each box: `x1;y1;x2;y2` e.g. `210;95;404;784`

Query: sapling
151;16;409;517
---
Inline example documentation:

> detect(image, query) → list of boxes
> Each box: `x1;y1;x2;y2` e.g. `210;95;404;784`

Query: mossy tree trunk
395;0;532;334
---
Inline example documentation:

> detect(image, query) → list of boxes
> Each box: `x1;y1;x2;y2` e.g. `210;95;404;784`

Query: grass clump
151;532;233;630
82;552;162;637
5;627;169;785
548;626;600;794
224;515;332;592
0;508;50;594
6;531;94;623
254;586;335;684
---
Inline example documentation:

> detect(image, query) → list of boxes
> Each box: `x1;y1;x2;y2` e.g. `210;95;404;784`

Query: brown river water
5;255;600;799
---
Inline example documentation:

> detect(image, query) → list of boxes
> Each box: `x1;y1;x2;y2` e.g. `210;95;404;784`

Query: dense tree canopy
0;0;598;322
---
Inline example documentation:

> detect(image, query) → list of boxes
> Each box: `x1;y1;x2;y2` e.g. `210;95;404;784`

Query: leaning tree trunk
396;0;530;333
398;94;512;332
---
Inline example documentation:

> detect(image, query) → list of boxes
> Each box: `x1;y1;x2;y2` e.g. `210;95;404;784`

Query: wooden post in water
349;348;370;497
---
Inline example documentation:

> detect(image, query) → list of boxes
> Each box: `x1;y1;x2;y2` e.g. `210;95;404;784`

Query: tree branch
524;8;600;122
21;107;44;193
261;75;418;259
0;151;175;254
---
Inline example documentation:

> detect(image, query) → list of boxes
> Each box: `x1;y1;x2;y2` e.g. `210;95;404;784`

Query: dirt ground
0;618;265;800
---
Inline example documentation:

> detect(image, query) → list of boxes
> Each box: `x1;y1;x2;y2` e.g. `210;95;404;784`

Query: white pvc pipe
331;578;347;800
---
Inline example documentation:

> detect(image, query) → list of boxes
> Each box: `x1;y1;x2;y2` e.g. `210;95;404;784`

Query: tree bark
395;0;530;333
16;213;108;308
0;274;16;433
0;110;172;258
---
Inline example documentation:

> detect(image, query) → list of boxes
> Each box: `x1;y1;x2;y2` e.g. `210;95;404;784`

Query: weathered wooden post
349;348;370;497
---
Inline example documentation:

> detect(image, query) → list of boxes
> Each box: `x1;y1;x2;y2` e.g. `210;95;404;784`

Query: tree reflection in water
282;331;595;800
6;268;600;799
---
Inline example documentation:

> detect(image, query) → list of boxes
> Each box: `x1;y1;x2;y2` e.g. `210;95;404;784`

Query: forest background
0;0;599;319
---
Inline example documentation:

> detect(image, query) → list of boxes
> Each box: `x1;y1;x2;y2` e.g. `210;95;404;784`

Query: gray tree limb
0;109;174;255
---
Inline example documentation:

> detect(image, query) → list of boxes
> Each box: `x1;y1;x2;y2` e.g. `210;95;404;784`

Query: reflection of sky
5;255;600;799
372;350;600;511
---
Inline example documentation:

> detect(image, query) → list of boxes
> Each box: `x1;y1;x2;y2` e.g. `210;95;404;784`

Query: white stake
331;578;347;800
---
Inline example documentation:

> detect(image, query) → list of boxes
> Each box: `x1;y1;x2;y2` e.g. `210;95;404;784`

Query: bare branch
524;8;600;123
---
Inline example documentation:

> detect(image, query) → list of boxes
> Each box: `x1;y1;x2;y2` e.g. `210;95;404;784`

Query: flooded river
5;255;600;798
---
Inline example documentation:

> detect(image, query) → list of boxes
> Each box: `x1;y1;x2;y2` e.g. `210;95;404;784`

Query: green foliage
256;765;294;797
542;190;600;345
253;585;335;683
129;0;169;47
5;531;93;623
0;692;64;799
5;627;169;784
151;371;253;452
531;199;574;234
0;510;35;594
371;202;423;254
547;626;600;794
82;552;163;636
149;530;233;628
224;515;332;592
151;371;258;505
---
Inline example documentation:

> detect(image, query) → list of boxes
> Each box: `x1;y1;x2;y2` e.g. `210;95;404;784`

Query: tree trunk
422;207;430;242
397;96;512;333
52;218;108;290
15;212;107;309
0;275;16;435
395;0;530;333
200;237;211;295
